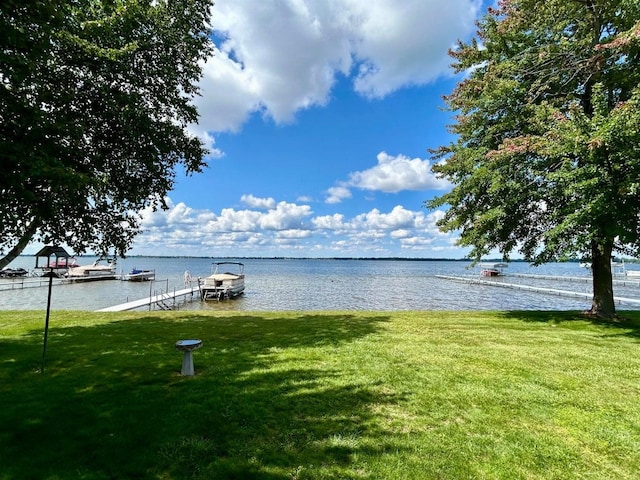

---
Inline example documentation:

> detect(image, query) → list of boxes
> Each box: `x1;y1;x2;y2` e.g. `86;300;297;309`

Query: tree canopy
427;0;640;317
0;0;214;267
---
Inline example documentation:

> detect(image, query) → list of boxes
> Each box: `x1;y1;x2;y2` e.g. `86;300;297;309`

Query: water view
1;257;640;312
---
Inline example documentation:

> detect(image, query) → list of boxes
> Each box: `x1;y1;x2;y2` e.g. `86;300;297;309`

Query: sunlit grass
1;310;639;479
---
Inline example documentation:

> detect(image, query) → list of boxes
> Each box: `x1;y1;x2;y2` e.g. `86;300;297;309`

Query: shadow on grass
0;312;400;479
494;310;640;339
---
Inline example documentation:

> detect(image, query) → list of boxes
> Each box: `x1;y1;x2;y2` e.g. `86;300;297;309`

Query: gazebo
34;246;73;275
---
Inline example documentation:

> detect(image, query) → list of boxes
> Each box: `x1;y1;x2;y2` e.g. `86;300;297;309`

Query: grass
1;309;640;479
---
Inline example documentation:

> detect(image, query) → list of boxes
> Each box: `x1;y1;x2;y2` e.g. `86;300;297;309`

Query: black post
41;273;53;373
34;246;70;373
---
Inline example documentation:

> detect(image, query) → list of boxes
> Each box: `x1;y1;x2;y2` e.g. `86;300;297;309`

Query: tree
0;0;214;268
426;0;640;318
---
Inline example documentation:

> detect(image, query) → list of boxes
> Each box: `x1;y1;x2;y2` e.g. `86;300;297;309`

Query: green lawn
1;310;639;479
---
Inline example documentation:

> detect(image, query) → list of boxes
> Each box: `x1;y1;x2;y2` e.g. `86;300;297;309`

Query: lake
1;257;639;312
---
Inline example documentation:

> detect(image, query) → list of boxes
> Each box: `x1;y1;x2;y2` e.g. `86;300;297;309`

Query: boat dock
510;273;640;288
96;286;201;312
0;276;68;292
436;275;640;306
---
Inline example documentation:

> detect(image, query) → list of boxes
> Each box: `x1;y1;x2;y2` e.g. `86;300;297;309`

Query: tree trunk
589;239;616;318
0;217;41;270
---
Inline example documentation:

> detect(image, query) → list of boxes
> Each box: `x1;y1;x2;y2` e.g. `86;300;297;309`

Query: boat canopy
478;262;508;269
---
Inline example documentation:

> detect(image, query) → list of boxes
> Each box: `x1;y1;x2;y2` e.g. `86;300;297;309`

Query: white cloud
139;198;216;228
196;0;481;134
276;229;313;239
390;229;412;239
353;206;416;230
348;0;480;98
241;194;276;210
312;213;346;230
324;151;451;203
133;196;465;257
214;208;263;232
348;152;451;193
325;185;352;204
186;128;224;159
258;201;313;230
195;49;262;133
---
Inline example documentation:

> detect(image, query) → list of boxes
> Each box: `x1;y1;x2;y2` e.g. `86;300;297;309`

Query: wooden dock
435;275;640;306
96;286;200;312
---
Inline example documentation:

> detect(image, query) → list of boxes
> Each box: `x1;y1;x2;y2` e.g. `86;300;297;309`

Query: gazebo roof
34;246;71;258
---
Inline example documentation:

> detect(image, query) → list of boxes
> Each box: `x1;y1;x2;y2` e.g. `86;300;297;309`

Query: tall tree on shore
0;0;214;268
426;0;640;318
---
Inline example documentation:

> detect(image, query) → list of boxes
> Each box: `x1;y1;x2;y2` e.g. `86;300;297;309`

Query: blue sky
128;0;492;258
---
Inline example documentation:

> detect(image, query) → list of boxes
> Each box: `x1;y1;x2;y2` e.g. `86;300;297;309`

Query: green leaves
428;0;640;264
0;0;214;263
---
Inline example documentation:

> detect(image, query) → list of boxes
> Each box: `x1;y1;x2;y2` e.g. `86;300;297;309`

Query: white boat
66;259;117;282
200;262;245;301
123;268;155;282
479;262;508;277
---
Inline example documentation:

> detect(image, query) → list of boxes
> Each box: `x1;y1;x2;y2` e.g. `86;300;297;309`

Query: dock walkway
96;286;200;312
510;273;640;288
436;275;640;306
0;276;67;292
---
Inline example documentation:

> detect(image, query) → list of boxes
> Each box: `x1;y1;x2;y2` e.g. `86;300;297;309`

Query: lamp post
34;246;71;373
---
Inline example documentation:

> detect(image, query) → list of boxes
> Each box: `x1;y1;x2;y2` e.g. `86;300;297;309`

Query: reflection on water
1;257;639;312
